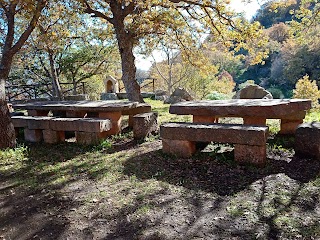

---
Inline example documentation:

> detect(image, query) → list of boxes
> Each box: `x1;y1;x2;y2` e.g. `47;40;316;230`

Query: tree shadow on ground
123;148;320;196
0;141;108;239
0;186;74;239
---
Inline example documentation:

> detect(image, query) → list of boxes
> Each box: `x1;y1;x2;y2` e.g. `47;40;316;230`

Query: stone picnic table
169;99;312;134
13;100;151;135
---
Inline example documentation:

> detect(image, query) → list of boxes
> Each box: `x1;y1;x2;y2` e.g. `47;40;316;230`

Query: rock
164;87;193;104
155;95;168;101
295;122;320;160
233;85;273;99
100;93;119;100
155;89;168;96
64;94;89;101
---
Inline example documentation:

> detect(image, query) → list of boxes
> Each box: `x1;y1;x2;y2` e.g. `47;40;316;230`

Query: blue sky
136;0;262;70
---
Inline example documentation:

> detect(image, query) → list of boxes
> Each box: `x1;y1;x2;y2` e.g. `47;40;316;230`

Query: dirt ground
1;137;320;240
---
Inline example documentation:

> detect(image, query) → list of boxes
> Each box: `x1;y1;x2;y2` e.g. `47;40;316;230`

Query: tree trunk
119;41;144;102
73;79;77;95
48;50;63;100
0;55;16;149
113;16;143;102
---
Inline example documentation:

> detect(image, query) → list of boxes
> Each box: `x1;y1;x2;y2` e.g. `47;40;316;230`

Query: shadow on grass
123;149;320;196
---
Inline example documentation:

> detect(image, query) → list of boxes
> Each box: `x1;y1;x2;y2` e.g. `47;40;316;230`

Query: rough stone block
43;129;61;144
24;128;43;142
50;118;81;132
160;123;268;146
27;116;53;130
77;118;112;133
234;144;266;167
127;104;152;127
295;122;320;159
193;115;218;123
98;111;122;135
11;116;33;128
280;119;303;135
133;112;158;140
162;139;196;158
75;132;104;145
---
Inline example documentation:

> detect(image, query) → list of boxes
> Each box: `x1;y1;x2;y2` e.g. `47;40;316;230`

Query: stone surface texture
24;129;42;142
164;87;193;104
170;99;311;119
233;84;273;99
133;112;158;140
160;122;268;166
27;117;53;130
160;123;268;146
234;144;267;167
295;122;320;159
75;132;102;145
162;139;196;158
42;129;61;144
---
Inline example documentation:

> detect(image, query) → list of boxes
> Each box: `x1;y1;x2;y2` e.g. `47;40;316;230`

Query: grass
1;99;320;239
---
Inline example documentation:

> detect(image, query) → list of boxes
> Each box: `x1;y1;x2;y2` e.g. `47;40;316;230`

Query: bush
267;87;285;99
293;75;320;108
206;91;229;100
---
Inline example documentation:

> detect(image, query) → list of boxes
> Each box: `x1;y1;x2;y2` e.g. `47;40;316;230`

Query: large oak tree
81;0;264;102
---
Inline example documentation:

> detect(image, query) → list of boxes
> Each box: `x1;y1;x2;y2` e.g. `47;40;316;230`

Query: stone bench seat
160;122;269;166
11;116;112;145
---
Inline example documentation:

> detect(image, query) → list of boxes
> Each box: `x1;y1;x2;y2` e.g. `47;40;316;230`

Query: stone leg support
43;130;61;144
133;112;158;140
27;110;49;116
279;119;303;135
234;144;266;167
193;115;218;123
66;111;87;118
99;111;122;135
24;129;43;142
243;117;266;126
162;139;196;158
76;132;105;145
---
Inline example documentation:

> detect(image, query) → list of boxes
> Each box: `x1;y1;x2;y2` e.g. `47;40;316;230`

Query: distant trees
238;0;320;98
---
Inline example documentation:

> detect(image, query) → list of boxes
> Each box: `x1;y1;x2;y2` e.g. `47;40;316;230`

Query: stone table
13;100;151;135
169;99;312;134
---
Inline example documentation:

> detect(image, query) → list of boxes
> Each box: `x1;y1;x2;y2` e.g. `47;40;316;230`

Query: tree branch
11;0;47;54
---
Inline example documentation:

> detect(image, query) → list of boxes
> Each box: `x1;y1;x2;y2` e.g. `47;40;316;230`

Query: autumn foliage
293;75;320;108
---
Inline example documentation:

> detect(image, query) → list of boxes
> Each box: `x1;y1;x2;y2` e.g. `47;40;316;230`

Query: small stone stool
133;112;158;140
295;122;320;159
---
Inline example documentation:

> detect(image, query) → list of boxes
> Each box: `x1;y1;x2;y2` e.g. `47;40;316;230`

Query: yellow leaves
293;75;320;108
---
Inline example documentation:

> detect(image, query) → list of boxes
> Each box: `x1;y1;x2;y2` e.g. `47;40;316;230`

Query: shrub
206;91;229;100
293;75;320;108
238;80;255;90
267;87;284;99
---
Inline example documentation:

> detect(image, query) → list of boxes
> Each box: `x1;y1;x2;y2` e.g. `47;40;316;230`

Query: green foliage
253;0;299;28
238;80;255;90
206;91;229;100
293;75;320;108
267;87;285;99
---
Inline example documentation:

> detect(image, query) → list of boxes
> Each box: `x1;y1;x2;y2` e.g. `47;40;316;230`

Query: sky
135;0;262;71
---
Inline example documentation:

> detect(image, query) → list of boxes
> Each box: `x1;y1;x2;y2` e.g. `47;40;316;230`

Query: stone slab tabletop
13;100;148;112
169;99;312;118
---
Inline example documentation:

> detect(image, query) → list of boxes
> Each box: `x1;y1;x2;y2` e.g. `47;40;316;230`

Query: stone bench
160;122;269;166
11;116;112;145
295;122;320;160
